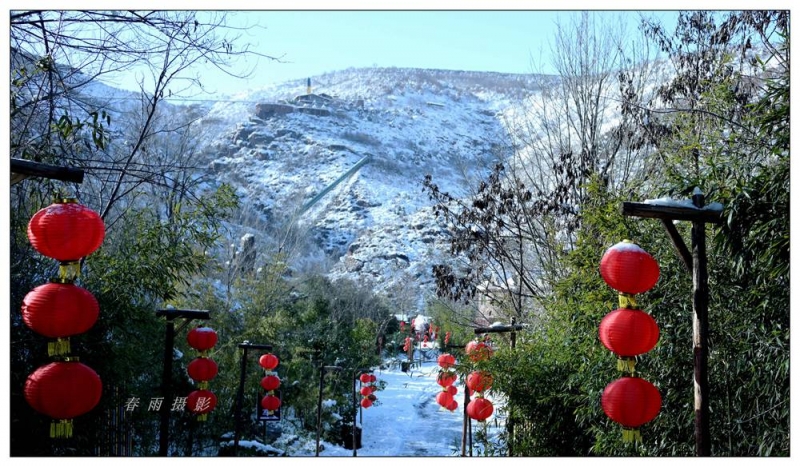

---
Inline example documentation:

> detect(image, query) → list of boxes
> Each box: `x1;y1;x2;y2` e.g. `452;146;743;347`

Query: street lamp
315;365;342;456
232;341;273;456
156;308;210;457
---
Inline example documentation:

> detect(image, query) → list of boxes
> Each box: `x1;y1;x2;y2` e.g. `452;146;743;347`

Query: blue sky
105;9;680;96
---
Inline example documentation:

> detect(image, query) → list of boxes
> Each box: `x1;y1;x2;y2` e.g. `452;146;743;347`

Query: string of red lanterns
22;197;106;438
359;372;378;408
598;240;663;443
186;326;219;421
435;353;459;412
464;337;495;422
259;353;282;415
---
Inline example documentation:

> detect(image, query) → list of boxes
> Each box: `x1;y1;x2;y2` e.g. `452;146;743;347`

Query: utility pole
232;341;273;456
156;308;210;457
621;188;722;456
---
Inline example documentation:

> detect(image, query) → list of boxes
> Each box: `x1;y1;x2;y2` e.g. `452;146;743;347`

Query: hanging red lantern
359;373;372;384
21;281;99;340
446;385;458;396
400;321;406;331
466;371;494;393
187;389;217;417
258;353;279;371
437;353;456;369
369;374;377;383
360;386;373;396
187;357;218;382
599;241;660;295
260;374;281;392
446;399;459;412
599;308;660;358
465;340;493;362
466;397;494;422
444;331;451;345
24;362;102;438
437;371;457;388
186;326;217;351
361;398;373;409
27;199;105;263
367;393;377;402
261;394;281;412
436;391;454;407
601;376;662;442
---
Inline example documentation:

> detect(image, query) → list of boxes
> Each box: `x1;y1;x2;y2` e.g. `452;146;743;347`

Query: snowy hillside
186;67;547;304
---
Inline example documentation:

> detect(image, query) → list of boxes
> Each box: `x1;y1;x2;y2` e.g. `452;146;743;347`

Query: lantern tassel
622;428;642;443
617;357;637;375
48;338;71;357
618;293;638;309
59;261;82;281
197;414;208;422
50;419;74;438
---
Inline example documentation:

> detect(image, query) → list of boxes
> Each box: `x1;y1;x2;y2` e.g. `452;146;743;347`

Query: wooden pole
620;193;720;456
691;192;711;456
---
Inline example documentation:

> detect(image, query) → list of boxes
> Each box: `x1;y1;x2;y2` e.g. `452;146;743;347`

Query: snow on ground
236;354;503;458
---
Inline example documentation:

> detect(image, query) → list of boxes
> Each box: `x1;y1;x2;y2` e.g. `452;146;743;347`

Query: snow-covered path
313;359;500;457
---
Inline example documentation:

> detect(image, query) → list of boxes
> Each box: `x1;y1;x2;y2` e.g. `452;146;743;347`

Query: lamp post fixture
156;308;210;457
315;365;343;456
232;341;273;456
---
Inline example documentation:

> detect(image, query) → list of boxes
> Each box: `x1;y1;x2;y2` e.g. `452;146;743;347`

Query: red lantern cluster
186;327;218;421
465;338;495;422
598;240;662;443
22;198;105;438
359;372;378;408
259;353;282;415
435;353;459;412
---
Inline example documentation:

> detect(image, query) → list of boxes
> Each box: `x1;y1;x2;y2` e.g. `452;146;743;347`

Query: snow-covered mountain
68;66;549;309
182;67;548;306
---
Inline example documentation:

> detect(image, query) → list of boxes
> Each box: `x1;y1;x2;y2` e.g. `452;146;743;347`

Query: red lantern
446;399;458;412
465;340;493;362
436;391;454;407
446;385;458;396
601;376;661;440
259;353;279;371
24;362;102;438
261;394;281;412
599;308;660;357
466;371;494;393
466;397;494;421
445;331;451;345
187;357;218;382
437;353;456;369
27;199;105;262
437;371;457;388
367;393;377;402
260;374;281;392
187;389;217;415
361;398;373;409
21;281;99;338
186;327;217;351
369;374;377;383
400;321;406;331
599;241;660;295
359;373;371;384
359;386;372;396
